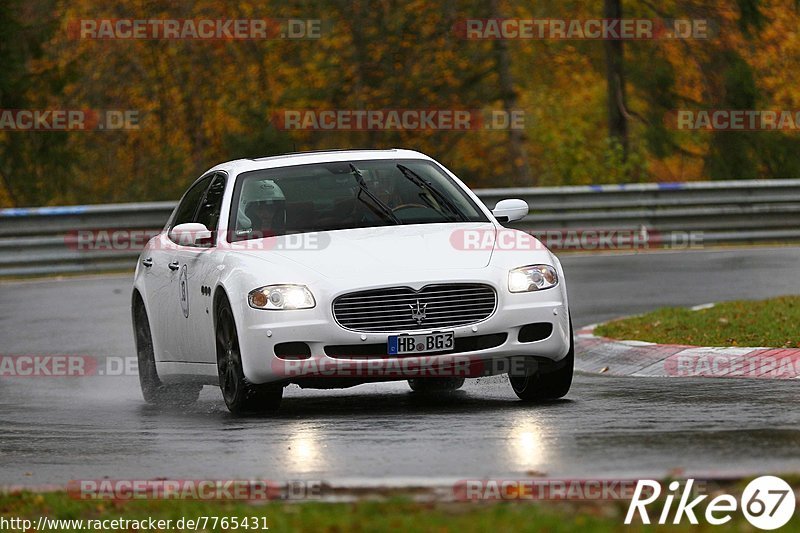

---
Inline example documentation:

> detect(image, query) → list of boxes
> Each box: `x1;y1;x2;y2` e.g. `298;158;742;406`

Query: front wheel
508;319;574;402
216;298;282;415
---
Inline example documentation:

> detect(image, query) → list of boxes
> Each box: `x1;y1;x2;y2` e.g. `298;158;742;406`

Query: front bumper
237;282;571;385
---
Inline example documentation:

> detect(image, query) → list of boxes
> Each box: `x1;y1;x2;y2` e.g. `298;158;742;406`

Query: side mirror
491;199;529;223
170;222;213;246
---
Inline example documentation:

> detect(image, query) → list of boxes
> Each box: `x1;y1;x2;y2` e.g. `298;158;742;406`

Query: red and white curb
574;324;800;380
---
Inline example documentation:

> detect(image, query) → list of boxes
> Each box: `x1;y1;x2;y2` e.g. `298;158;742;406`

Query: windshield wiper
349;163;400;224
396;164;467;222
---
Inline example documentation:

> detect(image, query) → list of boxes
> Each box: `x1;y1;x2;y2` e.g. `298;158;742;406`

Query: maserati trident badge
409;300;427;325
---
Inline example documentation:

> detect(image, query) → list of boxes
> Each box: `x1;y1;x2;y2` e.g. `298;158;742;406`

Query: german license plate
388;331;454;355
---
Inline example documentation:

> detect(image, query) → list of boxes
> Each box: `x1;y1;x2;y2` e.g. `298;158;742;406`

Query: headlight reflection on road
285;426;323;473
509;420;548;471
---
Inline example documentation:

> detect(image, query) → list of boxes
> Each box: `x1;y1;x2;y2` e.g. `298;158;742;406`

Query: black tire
508;319;574;402
216;297;282;415
133;295;201;406
408;377;465;392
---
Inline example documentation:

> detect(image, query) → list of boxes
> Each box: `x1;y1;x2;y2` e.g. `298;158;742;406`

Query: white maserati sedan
132;149;573;414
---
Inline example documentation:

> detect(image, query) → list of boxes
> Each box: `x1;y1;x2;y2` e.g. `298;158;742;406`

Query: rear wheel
133;295;200;406
216;297;282;415
408;377;465;392
509;319;574;402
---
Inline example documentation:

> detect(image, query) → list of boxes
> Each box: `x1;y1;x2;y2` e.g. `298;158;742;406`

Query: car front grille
332;283;497;332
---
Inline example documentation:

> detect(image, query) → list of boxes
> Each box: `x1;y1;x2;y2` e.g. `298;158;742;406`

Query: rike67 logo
626;477;795;530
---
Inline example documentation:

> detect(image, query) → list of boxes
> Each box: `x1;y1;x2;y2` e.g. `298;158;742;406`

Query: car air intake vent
333;283;497;333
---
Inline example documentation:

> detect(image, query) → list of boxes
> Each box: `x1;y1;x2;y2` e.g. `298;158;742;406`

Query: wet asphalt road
1;247;798;486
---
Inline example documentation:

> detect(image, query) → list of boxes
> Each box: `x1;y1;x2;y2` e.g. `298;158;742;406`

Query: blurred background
1;0;798;207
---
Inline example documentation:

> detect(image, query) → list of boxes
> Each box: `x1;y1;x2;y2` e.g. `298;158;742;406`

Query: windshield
228;159;488;241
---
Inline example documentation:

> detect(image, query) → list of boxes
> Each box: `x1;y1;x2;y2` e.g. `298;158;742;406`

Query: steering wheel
392;203;429;212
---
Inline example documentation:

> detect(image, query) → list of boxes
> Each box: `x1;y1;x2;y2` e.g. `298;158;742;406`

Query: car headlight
248;285;316;310
508;265;558;293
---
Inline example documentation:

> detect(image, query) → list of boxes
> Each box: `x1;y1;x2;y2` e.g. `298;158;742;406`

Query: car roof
206;148;433;176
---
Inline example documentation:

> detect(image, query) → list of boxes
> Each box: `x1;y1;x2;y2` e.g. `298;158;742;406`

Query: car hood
234;223;497;279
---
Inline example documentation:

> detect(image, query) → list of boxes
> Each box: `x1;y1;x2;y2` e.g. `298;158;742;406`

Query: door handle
141;257;153;268
168;261;180;271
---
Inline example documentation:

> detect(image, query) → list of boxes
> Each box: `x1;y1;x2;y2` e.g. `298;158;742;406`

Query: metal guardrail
2;179;799;276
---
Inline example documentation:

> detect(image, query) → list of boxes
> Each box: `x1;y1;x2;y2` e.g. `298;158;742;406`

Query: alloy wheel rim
511;374;529;393
217;309;239;404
